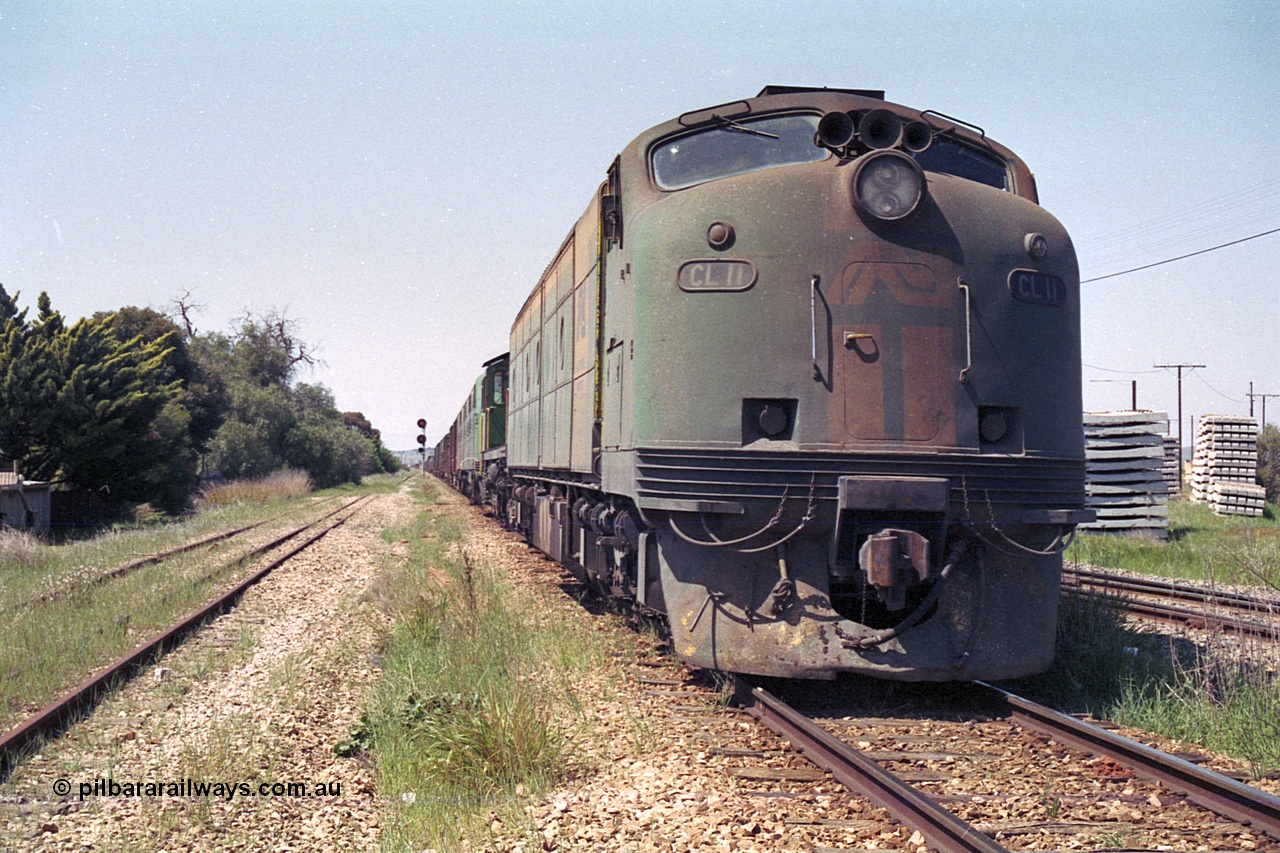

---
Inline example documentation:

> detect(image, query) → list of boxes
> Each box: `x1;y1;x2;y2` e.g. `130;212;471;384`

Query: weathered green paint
491;87;1087;680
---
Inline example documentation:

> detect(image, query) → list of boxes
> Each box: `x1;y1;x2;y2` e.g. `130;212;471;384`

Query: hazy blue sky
3;2;1278;449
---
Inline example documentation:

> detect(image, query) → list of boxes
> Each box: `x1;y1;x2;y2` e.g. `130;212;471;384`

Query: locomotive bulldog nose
434;85;1087;681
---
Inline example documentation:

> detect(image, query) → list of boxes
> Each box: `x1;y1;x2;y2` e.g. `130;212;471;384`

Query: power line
1083;363;1163;375
1192;370;1246;405
1082;225;1280;283
1081;177;1280;255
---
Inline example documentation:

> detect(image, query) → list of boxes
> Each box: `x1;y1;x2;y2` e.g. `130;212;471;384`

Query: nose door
831;260;958;446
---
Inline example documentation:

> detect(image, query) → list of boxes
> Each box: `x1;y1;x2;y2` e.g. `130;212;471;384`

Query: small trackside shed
0;471;51;534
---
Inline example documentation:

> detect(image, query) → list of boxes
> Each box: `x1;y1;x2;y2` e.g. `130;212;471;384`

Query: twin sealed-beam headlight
852;150;925;221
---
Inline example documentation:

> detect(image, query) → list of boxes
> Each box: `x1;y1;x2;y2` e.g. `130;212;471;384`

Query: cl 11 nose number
1008;270;1065;307
678;260;757;292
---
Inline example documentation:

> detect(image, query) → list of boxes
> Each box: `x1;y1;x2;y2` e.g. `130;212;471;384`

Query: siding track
0;495;372;781
1063;564;1280;641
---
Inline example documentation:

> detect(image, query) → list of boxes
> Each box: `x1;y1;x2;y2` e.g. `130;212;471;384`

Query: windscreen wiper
711;114;779;139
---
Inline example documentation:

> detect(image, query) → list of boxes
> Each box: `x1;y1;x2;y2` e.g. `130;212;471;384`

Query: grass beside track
1066;498;1280;588
361;478;616;852
1016;591;1280;780
0;473;402;735
1016;497;1280;780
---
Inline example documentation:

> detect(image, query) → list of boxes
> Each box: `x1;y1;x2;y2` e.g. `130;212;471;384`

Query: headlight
852;150;925;221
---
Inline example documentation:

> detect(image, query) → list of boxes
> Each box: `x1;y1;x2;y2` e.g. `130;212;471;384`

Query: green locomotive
449;86;1090;680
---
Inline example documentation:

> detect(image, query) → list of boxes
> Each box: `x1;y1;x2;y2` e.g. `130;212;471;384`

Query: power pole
1155;363;1205;493
1247;388;1279;430
1090;379;1138;410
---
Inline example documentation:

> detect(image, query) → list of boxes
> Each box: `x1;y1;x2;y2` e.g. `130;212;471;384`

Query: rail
980;683;1280;840
1063;566;1279;640
0;495;374;781
735;678;1010;853
1064;564;1280;614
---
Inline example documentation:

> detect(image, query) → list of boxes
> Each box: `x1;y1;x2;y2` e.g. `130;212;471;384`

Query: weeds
1041;780;1063;819
1049;499;1280;778
1014;591;1172;712
197;470;313;508
176;711;268;824
624;707;656;753
0;528;49;572
1094;827;1137;848
0;476;412;734
1113;639;1280;779
364;484;610;851
1066;499;1280;585
1012;571;1280;780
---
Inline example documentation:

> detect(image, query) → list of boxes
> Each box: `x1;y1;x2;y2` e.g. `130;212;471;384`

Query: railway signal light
416;418;427;471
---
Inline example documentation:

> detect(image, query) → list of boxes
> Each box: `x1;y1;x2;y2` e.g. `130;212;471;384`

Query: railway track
0;495;344;617
1063;564;1280;641
734;678;1280;851
0;494;374;781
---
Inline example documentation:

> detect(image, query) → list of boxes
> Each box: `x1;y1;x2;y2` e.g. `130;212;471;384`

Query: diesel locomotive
435;86;1090;681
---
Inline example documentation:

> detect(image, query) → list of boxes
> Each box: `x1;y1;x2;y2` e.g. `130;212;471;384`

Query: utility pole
1247;387;1279;431
1090;379;1138;410
1155;363;1204;493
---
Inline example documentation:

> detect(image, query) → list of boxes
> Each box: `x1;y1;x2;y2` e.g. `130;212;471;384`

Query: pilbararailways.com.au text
54;777;343;802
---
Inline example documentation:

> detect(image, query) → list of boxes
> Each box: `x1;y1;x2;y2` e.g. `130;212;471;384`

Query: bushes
198;470;313;508
1258;423;1280;504
0;291;393;516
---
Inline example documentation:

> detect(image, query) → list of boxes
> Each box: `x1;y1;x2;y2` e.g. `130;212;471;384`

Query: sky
3;2;1278;450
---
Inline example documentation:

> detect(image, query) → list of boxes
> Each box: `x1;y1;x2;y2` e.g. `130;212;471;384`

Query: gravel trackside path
442;496;921;853
0;488;415;852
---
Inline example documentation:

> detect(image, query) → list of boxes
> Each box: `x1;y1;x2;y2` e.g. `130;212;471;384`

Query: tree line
0;285;398;515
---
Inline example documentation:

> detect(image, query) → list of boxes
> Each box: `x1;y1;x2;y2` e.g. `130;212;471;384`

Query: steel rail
1064;586;1279;640
1118;596;1278;640
2;495;349;617
0;495;374;781
1064;565;1280;614
981;683;1280;840
736;680;1009;853
1;522;266;617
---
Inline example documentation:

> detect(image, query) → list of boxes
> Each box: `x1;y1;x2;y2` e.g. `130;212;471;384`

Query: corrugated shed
0;471;52;534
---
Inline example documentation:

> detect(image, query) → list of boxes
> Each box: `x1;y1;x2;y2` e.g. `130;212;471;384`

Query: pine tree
50;315;181;500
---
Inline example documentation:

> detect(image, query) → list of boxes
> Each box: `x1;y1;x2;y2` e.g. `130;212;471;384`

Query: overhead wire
1077;175;1280;283
1077;181;1277;418
1081;225;1280;283
1082;176;1280;254
1192;370;1247;405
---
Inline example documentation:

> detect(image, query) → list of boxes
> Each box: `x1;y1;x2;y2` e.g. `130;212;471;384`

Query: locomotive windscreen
913;138;1008;191
650;113;829;190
